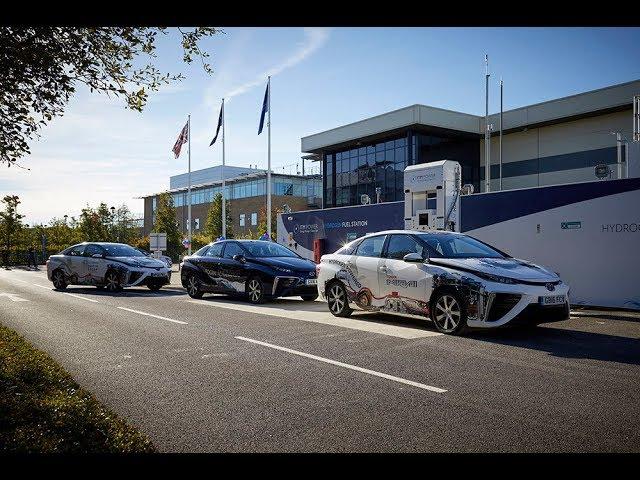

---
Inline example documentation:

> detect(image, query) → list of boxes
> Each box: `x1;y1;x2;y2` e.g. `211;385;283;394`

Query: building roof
301;79;640;153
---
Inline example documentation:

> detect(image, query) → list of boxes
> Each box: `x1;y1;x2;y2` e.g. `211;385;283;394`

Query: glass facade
169;176;322;208
323;131;481;208
324;136;409;208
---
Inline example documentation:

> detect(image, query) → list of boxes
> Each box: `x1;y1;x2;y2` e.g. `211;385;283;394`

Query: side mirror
403;252;424;263
233;254;246;263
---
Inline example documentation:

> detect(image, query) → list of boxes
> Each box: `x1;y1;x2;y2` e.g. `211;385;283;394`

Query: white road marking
235;336;447;394
62;292;100;303
32;283;51;290
116;306;187;325
0;292;29;302
188;299;441;339
14;279;29;284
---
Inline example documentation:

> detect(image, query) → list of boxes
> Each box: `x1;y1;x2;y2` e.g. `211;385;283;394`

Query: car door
81;244;106;285
379;234;431;316
199;242;224;290
350;235;387;303
65;244;86;283
217;242;249;293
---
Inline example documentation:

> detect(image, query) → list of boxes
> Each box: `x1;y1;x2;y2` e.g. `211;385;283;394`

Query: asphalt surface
1;267;639;452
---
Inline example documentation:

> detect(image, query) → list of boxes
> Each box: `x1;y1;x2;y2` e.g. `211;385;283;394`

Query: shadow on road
466;325;640;366
59;287;186;298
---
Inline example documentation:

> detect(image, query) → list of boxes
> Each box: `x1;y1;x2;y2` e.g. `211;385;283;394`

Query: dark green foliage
0;27;218;166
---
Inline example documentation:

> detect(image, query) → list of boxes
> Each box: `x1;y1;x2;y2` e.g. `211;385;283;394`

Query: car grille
487;293;522;321
509;302;569;325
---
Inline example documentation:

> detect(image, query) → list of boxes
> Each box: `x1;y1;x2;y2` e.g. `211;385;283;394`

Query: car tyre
431;290;468;335
326;281;352;317
52;270;67;290
186;274;204;299
104;270;123;293
246;277;266;304
301;294;318;302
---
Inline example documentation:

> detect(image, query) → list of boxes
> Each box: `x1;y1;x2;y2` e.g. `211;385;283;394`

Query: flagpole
187;114;192;255
221;98;226;238
266;75;272;239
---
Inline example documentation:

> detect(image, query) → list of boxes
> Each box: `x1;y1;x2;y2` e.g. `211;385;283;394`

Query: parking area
1;267;639;452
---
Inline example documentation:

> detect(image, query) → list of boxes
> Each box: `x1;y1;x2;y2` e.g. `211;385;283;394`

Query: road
1;267;639;452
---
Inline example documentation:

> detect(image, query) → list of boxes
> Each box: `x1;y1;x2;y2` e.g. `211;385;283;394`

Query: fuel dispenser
404;160;461;232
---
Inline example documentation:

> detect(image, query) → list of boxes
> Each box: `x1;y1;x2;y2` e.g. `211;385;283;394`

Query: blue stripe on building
460;177;640;232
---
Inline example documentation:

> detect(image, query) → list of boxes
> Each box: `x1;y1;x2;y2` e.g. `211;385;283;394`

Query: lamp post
110;206;116;241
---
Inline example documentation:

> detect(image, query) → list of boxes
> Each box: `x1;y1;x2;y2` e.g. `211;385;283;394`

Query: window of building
239;214;245;227
251;212;257;226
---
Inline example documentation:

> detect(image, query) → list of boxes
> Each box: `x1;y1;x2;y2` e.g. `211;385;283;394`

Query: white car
47;242;171;292
316;230;570;335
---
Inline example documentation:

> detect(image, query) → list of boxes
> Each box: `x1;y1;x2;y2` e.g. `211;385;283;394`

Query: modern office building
141;165;322;237
301;79;640;209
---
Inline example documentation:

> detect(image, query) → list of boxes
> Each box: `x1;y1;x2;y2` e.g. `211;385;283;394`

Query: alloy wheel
53;271;66;289
248;279;262;302
328;284;346;314
434;294;461;332
188;276;199;297
105;272;120;292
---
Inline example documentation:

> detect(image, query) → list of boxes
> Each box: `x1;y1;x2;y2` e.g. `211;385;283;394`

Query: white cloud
203;27;331;111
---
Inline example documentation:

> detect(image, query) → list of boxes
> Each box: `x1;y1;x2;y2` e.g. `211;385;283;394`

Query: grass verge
0;323;155;453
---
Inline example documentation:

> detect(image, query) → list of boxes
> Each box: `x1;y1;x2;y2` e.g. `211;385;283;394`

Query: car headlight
273;266;293;273
475;272;518;284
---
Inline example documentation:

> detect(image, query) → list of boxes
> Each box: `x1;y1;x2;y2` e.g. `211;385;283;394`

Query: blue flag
258;81;269;135
209;102;224;146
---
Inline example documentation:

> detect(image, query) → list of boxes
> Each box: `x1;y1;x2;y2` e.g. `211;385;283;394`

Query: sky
3;27;640;225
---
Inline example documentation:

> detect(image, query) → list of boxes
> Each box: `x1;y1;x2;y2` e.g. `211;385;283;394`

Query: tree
111;204;139;245
256;205;281;241
1;27;218;166
77;203;113;242
0;195;25;251
203;193;233;240
152;192;181;260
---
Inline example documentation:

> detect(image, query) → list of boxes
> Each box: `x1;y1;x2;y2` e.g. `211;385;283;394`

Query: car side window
222;242;245;259
67;245;85;256
206;243;223;257
355;235;386;258
83;244;104;257
386;235;425;260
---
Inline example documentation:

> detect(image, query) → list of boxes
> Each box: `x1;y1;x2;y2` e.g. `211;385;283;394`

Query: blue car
180;240;318;304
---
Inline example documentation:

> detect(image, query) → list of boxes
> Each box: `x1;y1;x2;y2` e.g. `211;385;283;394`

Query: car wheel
52;270;67;290
104;270;123;293
327;281;352;317
431;290;467;335
247;277;266;304
301;294;318;302
147;284;162;292
186;274;204;299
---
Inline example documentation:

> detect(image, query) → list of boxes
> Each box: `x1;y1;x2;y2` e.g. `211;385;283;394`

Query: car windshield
241;241;298;258
102;244;146;257
417;233;505;259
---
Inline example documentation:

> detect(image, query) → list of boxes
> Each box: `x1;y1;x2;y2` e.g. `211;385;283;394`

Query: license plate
306;279;317;286
152;272;166;277
539;295;565;306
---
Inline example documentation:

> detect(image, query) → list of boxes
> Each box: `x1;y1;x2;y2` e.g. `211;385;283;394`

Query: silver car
47;242;171;292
